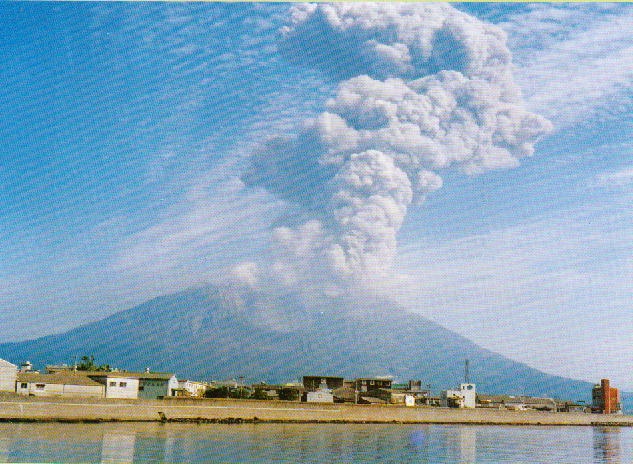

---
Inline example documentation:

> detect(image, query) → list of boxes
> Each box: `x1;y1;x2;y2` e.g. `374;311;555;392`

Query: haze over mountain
0;285;606;406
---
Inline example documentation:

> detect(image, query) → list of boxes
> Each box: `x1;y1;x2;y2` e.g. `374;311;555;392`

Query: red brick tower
602;379;612;414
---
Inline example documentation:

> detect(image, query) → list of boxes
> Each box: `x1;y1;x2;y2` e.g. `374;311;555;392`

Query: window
119;382;127;387
20;383;27;389
139;386;144;391
35;384;45;390
109;381;117;387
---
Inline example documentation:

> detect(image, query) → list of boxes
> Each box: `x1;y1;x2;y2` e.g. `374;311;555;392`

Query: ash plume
239;3;551;287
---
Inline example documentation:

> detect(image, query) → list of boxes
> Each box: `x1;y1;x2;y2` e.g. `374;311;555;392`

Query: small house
177;380;209;397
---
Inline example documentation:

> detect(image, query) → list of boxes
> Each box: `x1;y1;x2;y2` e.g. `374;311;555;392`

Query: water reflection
593;426;621;464
0;422;630;463
0;437;9;463
162;436;176;464
101;432;136;464
457;427;476;464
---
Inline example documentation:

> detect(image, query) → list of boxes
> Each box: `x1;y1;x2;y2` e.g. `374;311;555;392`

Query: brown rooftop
17;372;104;387
0;358;16;367
83;371;175;380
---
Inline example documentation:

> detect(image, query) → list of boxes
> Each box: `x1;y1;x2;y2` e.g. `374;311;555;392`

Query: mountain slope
0;285;599;403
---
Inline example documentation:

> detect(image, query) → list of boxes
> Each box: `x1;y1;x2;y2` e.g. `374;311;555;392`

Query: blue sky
1;3;632;387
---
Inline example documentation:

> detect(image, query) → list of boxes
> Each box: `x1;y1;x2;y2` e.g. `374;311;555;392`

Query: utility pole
464;359;470;384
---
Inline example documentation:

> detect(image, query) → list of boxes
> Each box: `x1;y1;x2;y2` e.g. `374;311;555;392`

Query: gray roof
17;373;104;387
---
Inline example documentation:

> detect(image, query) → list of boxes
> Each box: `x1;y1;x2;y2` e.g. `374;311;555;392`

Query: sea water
0;422;629;463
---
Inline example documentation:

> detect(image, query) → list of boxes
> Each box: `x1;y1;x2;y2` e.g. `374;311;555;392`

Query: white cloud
242;2;550;286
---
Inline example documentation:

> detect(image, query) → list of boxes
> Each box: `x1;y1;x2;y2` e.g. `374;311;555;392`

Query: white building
178;380;209;397
16;372;105;398
305;378;334;403
441;383;476;409
87;371;178;400
0;358;17;392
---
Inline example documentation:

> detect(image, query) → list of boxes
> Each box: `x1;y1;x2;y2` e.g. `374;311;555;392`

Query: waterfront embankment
0;395;632;426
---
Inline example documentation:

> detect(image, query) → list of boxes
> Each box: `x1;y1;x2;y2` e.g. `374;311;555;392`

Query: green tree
252;388;269;400
278;387;300;401
76;355;111;372
205;386;231;398
229;387;252;399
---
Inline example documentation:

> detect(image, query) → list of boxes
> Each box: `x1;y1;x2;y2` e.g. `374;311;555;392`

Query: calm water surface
0;422;629;463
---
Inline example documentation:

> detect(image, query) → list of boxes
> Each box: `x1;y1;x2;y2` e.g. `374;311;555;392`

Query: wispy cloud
596;166;633;187
499;4;633;128
110;169;288;294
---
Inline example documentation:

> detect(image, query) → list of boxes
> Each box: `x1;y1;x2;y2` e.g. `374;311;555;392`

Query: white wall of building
167;376;179;396
460;383;476;408
0;359;17;392
62;384;106;398
16;381;31;396
16;381;104;398
104;377;139;399
306;391;334;403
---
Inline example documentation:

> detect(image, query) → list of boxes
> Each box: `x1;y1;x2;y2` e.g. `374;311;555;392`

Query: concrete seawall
0;395;631;426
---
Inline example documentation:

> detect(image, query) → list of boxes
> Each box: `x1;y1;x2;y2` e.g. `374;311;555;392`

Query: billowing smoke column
241;3;552;286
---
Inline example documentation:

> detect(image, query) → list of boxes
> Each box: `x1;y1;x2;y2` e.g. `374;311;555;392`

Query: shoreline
1;417;632;427
1;396;632;426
